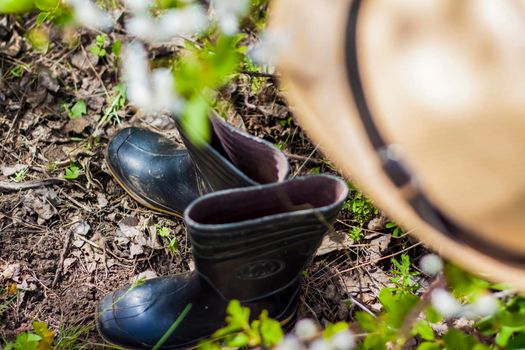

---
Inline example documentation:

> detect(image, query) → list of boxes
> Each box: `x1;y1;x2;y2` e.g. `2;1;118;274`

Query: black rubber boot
106;114;289;217
97;175;348;349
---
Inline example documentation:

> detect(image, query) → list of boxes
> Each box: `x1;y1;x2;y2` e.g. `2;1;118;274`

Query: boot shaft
176;113;289;191
185;175;348;301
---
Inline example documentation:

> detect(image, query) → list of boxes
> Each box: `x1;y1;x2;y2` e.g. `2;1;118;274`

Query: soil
0;11;429;348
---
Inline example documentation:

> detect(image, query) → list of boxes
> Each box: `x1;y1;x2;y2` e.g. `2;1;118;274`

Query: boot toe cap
97;290;158;349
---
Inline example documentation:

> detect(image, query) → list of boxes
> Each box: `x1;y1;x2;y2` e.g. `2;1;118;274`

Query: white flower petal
68;0;114;31
430;288;462;318
310;339;334;350
219;14;239;35
124;0;152;14
212;0;249;34
462;294;499;319
126;15;160;42
420;254;443;276
122;43;182;113
250;29;291;65
331;330;355;350
151;68;176;110
158;6;209;38
275;335;304;350
294;318;318;341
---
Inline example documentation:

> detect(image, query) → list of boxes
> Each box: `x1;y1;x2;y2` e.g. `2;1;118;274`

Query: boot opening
210;115;289;184
187;176;348;225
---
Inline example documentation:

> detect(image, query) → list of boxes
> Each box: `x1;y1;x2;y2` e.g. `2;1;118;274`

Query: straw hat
269;0;525;288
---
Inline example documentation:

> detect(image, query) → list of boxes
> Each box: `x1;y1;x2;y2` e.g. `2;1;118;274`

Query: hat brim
270;0;525;288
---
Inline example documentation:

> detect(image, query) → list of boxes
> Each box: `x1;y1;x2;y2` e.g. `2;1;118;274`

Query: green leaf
27;28;49;53
0;0;35;13
225;333;249;347
181;94;211;144
497;309;525;328
64;162;82;180
362;333;388;350
356;311;376;332
168;237;178;253
225;300;250;328
155;225;170;237
426;306;443;324
69;100;87;119
36;12;50;25
496;326;517;347
34;0;58;11
95;34;105;47
417;342;440;350
33;321;54;350
444;264;490;301
507;332;525;349
13;332;41;350
442;329;488;350
379;288;419;329
259;310;283;347
112;39;122;58
323;321;349;339
413;320;435;341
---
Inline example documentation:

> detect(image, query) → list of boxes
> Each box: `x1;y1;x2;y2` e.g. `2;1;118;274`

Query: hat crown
360;0;525;253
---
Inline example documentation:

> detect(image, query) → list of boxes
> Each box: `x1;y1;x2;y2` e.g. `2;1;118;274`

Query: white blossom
430;288;462;318
151;68;177;111
211;0;249;35
309;339;334;350
420;254;443;276
275;335;304;350
122;43;182;113
126;5;208;43
123;42;152;108
462;294;499;319
294;318;319;341
250;29;291;65
331;330;355;350
124;0;152;14
126;15;159;43
67;0;114;31
158;6;209;39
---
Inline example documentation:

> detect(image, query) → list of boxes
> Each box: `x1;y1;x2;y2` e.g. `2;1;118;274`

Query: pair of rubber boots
97;114;348;349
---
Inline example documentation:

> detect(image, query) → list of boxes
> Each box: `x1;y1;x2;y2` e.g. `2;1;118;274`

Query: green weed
390;254;420;294
348;226;364;242
62;100;87;119
99;84;126;126
90;34;107;57
386;221;405;238
10;166;28;182
198;300;283;349
343;183;379;226
64;162;83;180
155;224;179;254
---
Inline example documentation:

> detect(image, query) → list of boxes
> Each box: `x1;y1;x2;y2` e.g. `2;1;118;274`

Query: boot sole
106;159;183;219
95;305;298;350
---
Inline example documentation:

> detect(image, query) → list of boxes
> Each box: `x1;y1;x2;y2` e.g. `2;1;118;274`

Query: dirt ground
0;12;429;348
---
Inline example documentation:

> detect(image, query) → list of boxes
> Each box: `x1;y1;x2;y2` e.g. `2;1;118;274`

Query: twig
52;229;72;288
73;234;135;265
326;242;423;278
80;44;110;99
239;70;278;79
60;190;93;213
0;178;67;192
347;295;376;317
293;145;319;176
4;86;28;142
283;151;323;165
